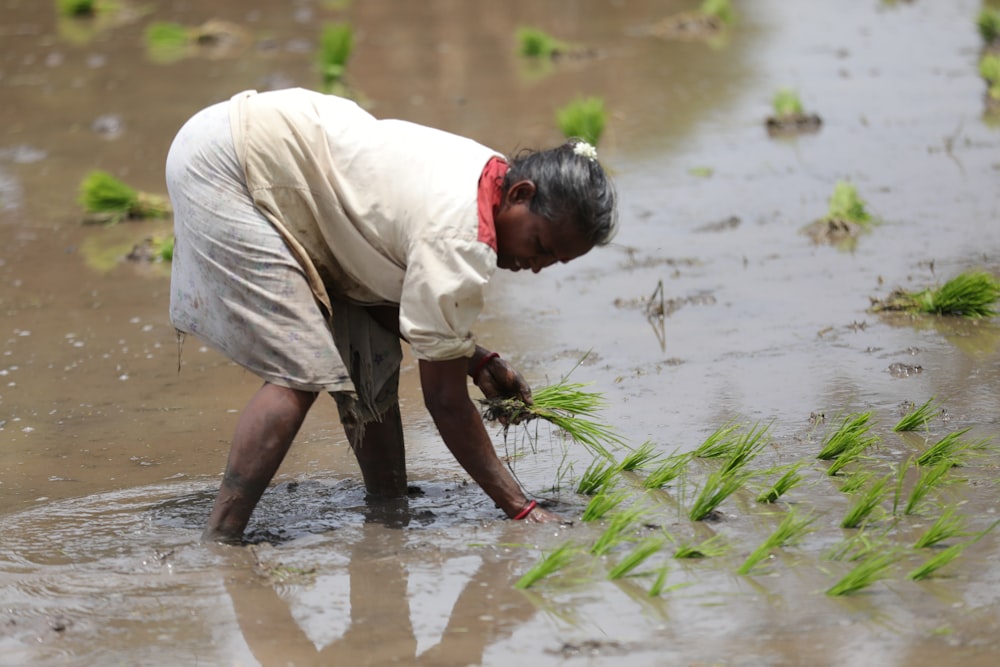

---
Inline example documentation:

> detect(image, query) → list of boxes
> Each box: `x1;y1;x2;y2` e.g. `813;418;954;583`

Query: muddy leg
345;402;408;498
203;383;318;544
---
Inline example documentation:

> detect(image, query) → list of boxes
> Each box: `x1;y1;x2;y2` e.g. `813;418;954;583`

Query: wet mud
3;1;1000;666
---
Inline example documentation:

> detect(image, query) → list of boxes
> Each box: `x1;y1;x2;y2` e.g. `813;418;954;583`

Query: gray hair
502;140;618;246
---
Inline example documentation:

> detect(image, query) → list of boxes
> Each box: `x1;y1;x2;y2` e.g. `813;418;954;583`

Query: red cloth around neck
476;156;508;253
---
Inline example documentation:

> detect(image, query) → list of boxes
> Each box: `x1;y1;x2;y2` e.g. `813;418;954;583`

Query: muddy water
2;0;1000;665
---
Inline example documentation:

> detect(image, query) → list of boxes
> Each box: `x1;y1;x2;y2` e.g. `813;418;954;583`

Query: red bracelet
471;351;500;386
512;500;537;521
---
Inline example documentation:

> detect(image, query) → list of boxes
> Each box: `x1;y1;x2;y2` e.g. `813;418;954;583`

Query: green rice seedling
145;21;191;64
839;470;872;494
913;507;969;549
152;236;174;262
688;467;751;521
672;534;728;559
78;170;170;222
881;271;1000;318
642;451;691;489
699;0;735;24
772;88;804;118
608;537;665;580
978;8;1000;45
916;427;985;468
893;398;939;432
516;27;569;58
581;489;629;522
826;436;878;477
590;505;646;556
648;564;670;596
981;54;1000;100
825;531;878;562
482;379;624;460
738;509;816;575
817;412;873;460
618;441;660;472
907;542;970;581
319;23;354;88
575;457;619;495
825;181;872;226
841;474;891;529
719;422;769;475
757;461;806;503
514;541;581;589
825;548;898;596
57;0;97;17
555;97;607;147
903;460;953;515
692;421;740;458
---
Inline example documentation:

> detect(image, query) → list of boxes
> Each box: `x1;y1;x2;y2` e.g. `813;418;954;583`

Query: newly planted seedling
700;0;735;24
319;23;354;91
826;435;879;476
980;54;1000;101
772;88;803;117
590;505;646;556
838;470;873;494
818;413;874;460
642;451;691;489
516;27;569;58
978;8;1000;46
515;541;581;589
607;537;665;579
913;507;968;549
692;422;741;458
618;441;660;472
78;170;171;223
841;474;891;529
908;543;970;581
903;460;952;515
916;428;987;468
893;398;939;432
872;271;1000;318
826;549;898;596
556;97;607;147
576;457;619;495
738;509;816;574
719;422;769;475
689;466;751;521
57;0;98;17
581;489;629;522
672;534;728;559
757;461;806;503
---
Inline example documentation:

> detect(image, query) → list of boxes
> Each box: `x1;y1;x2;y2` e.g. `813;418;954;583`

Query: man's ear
505;180;536;206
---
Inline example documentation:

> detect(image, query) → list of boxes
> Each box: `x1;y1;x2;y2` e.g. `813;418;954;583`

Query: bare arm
419;357;557;522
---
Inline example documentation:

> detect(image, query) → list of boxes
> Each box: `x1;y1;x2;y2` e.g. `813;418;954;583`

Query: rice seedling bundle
642;452;691;490
648;564;671;596
893;398;938;432
825;181;871;226
556;97;607;147
825;549;898;596
688;466;750;521
576;457;619;495
838;471;872;494
978;9;1000;45
78;170;170;222
319;23;354;86
907;542;969;581
817;412;874;460
913;507;968;549
672;534;728;559
826;434;879;476
514;541;581;589
516;27;568;58
772;88;804;118
581;489;628;522
699;0;735;24
607;537;665;580
718;422;769;475
58;0;97;17
903;460;952;515
590;505;646;556
916;428;986;467
692;422;740;458
481;379;624;459
617;441;660;472
877;271;1000;318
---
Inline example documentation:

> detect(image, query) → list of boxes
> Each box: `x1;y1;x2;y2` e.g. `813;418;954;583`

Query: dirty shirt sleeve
399;235;496;362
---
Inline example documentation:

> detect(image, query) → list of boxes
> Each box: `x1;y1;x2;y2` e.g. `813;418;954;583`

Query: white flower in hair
573;141;598;161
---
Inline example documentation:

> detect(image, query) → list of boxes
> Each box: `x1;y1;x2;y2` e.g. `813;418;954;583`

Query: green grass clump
738;509;816;575
516;27;568;58
78;170;170;222
607;537;664;579
319;23;354;88
699;0;735;24
893;398;939;432
581;489;628;522
756;462;806;503
642;451;690;489
57;0;97;17
514;541;580;589
840;474;891;529
556;97;607;147
772;88;804;117
825;549;897;596
916;428;989;468
977;8;1000;45
825;181;872;226
903;460;952;515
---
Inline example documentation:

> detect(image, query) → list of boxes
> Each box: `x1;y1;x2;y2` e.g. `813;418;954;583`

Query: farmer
164;88;618;543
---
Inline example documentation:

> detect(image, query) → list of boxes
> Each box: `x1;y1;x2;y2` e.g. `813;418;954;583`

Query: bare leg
203;383;318;543
344;402;408;498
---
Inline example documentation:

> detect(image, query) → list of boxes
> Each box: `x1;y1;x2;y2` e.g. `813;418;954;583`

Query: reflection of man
222;506;537;664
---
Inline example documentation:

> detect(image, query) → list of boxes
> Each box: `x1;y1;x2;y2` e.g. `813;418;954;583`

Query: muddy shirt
228;88;503;362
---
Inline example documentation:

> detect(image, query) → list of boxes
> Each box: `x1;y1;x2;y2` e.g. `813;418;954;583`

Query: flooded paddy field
2;0;1000;665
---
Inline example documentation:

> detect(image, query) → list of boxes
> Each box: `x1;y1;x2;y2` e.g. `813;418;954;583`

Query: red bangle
512;500;537;521
471;351;500;386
